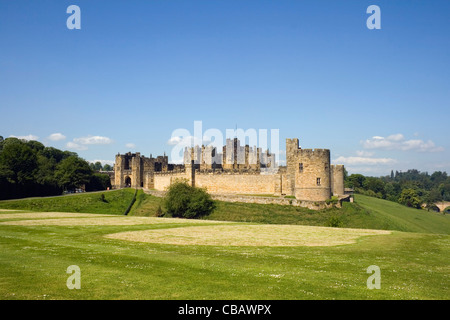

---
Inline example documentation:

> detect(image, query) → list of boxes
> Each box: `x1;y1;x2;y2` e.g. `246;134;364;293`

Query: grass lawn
0;190;449;300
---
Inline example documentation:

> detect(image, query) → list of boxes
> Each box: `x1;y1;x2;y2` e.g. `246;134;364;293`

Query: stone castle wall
113;137;346;208
331;164;345;196
153;172;190;191
295;148;331;201
194;172;280;195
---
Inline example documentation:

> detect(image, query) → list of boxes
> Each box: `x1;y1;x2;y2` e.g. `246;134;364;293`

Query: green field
0;190;449;300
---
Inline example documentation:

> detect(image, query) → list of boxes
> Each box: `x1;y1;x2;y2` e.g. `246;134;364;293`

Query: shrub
99;193;107;203
164;180;215;219
326;196;339;205
398;188;422;209
327;215;344;228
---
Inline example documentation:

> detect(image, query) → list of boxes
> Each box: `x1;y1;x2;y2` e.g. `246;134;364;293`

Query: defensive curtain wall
113;138;347;209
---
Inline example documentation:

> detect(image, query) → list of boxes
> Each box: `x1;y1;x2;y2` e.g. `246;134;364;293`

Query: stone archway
428;205;440;212
125;176;131;188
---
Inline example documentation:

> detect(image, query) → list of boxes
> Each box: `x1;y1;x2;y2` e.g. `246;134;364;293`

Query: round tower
331;164;345;196
295;149;331;201
285;138;300;196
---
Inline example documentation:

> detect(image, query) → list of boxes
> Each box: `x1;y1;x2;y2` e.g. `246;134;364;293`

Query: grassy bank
0;189;136;215
1;190;449;234
126;192;450;234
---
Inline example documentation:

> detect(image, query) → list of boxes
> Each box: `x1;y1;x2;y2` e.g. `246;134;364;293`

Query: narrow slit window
299;163;303;173
316;177;321;186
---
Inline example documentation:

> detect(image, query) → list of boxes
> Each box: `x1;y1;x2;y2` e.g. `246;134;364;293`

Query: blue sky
1;0;449;176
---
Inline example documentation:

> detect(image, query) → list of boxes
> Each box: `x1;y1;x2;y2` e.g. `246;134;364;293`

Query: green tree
0;139;38;185
363;177;385;195
431;171;447;186
347;174;366;189
90;161;103;171
85;173;111;191
164;180;215;219
55;156;92;191
424;189;442;210
438;181;450;201
398;188;422;209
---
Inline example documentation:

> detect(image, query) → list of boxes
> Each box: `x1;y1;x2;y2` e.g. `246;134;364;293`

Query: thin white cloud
334;156;396;165
66;142;88;151
167;136;182;145
9;134;39;141
125;143;136;149
355;150;374;157
74;135;113;145
345;166;390;175
47;133;66;141
362;134;443;152
167;135;204;147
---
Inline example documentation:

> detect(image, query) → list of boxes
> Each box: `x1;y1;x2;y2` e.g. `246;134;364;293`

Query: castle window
299;163;303;173
316;177;321;186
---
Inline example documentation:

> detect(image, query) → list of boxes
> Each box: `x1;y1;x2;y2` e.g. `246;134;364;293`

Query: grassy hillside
1;189;449;234
127;191;450;234
354;194;450;234
0;189;136;215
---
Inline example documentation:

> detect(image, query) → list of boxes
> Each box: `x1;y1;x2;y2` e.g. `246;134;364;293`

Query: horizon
1;1;449;176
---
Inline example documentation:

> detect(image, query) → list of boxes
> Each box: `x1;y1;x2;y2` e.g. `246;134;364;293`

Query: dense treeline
0;136;111;200
346;169;450;211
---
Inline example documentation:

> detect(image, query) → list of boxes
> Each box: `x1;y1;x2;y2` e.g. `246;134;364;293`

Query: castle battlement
113;137;345;206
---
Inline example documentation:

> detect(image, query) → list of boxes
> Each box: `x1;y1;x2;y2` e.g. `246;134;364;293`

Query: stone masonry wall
194;172;279;195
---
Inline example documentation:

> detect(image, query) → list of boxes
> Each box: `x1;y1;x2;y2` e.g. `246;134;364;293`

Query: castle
112;138;346;203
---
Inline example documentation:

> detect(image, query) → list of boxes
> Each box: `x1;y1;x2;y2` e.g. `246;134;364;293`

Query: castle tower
295;149;331;201
285;138;300;196
131;152;142;188
114;154;124;189
331;164;345;196
114;152;134;188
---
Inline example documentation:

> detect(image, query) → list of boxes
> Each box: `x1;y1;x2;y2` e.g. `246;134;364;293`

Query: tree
398;188;422;209
347;174;366;189
0;139;38;185
90;161;103;172
164;180;215;219
438;181;450;201
55;156;92;191
363;177;385;195
424;189;442;210
431;171;447;186
85;173;111;191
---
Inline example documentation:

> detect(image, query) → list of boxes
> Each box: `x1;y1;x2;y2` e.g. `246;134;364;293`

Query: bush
100;193;107;203
326;196;339;205
164;180;215;219
327;215;344;228
398;188;422;209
